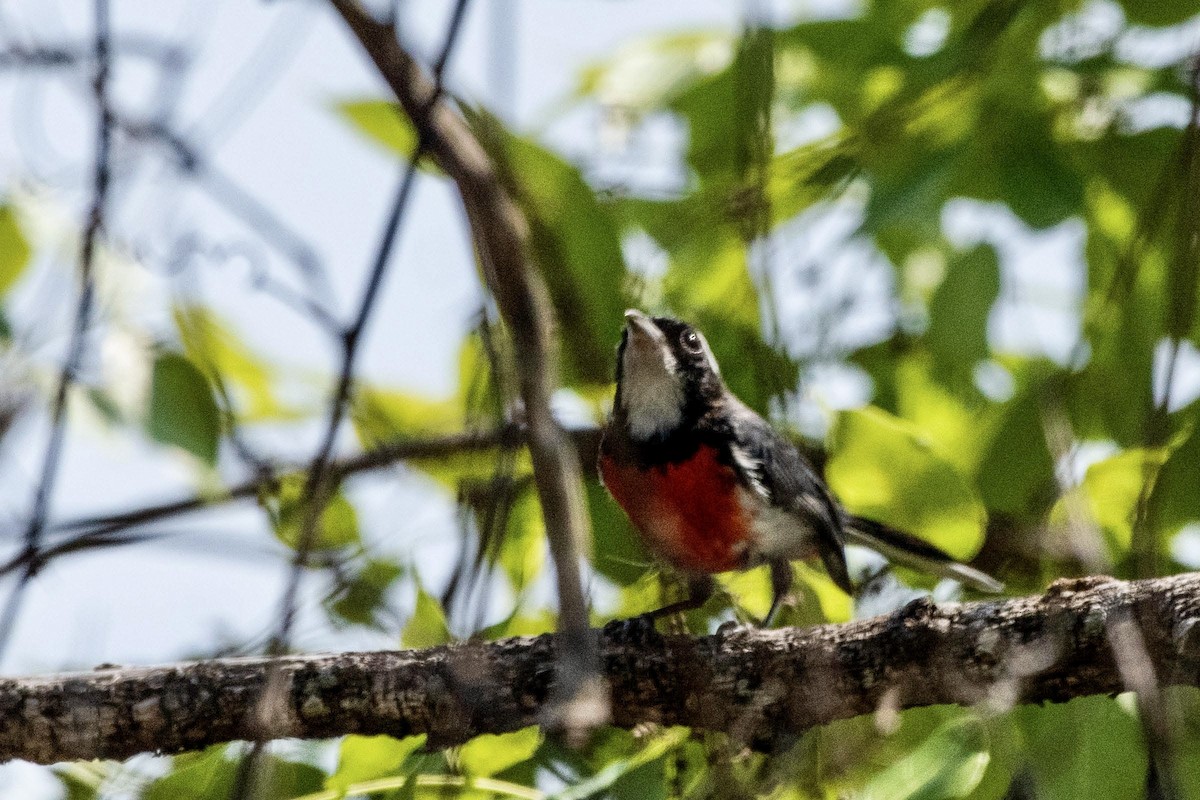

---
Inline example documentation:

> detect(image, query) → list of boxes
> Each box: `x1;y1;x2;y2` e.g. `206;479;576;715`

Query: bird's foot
602;613;662;646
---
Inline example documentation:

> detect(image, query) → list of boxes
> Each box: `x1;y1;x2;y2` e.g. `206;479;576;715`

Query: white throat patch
620;342;685;440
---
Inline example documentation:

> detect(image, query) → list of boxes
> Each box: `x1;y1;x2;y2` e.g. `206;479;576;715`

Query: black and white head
614;309;725;440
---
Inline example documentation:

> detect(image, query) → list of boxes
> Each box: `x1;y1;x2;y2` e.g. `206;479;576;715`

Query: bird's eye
680;330;703;353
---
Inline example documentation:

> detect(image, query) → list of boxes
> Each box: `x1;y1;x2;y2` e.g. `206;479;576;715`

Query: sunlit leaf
326;558;404;628
262;473;360;551
1148;423;1200;535
1049;447;1166;560
588;479;654;587
0;204;31;297
334;98;442;175
497;488;546;592
173;305;296;421
1014;695;1147;800
860;717;990;800
145;746;324;800
576;31;733;112
827;406;986;559
459;727;542;777
147;351;221;466
327;734;426;795
402;582;451;649
352;386;463;446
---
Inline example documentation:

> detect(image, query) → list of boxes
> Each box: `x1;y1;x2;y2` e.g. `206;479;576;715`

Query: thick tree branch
4;573;1200;765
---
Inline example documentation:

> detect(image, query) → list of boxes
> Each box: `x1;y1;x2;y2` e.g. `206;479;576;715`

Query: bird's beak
624;309;664;347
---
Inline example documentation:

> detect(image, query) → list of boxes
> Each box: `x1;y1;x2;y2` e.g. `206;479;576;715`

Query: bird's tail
844;516;1004;594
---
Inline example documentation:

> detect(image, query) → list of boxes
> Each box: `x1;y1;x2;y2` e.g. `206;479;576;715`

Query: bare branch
3;573;1200;764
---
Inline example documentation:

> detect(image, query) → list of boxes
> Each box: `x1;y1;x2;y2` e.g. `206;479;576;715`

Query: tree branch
4;573;1200;765
328;0;603;729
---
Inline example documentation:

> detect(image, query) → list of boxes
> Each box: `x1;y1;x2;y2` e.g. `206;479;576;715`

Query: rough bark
3;573;1200;764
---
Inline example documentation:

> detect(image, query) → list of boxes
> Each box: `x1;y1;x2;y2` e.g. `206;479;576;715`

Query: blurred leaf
0;204;31;297
145;747;323;800
173;305;295;421
669;25;773;187
827;406;986;559
334;98;441;174
402;582;451;649
263;473;360;551
1049;447;1166;560
497;488;546;591
147;352;221;465
327;558;404;628
548;727;687;800
576;31;733;113
860;718;990;800
1117;0;1199;26
459;727;542;777
1070;230;1162;445
926;244;1000;392
352;386;463;445
1148;422;1200;535
588;479;654;586
54;765;101;800
975;372;1058;520
327;734;426;795
466;107;629;387
1014;695;1147;800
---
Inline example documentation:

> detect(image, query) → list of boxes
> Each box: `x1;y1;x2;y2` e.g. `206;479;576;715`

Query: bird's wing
723;404;853;594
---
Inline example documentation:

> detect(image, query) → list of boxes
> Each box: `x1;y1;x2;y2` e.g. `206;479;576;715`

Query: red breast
599;444;754;574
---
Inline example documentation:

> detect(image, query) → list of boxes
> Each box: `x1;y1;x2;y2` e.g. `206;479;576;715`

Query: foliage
5;0;1200;797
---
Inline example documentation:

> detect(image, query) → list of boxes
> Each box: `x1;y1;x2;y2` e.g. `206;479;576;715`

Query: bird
598;309;1003;627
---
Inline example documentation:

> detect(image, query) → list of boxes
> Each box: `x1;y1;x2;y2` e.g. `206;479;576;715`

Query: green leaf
458;727;542;777
334;98;442;175
352;386;463;446
860;717;990;800
588;478;654;586
147;352;221;465
401;582;451;649
547;728;687;800
1117;0;1199;26
926;244;1000;392
497;488;546;592
263;473;360;551
1148;423;1200;535
174;305;296;421
144;747;322;800
327;734;426;795
465;107;630;388
827;406;986;560
0;204;31;297
1014;695;1147;800
1049;447;1166;560
576;31;733;113
326;558;404;628
975;373;1057;520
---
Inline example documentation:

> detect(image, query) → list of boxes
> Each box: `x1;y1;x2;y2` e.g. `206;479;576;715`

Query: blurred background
2;0;1200;797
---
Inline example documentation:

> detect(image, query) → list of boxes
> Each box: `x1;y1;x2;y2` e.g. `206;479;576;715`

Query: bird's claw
602;613;662;646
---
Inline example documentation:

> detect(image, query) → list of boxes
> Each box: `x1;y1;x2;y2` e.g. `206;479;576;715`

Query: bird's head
614;309;724;441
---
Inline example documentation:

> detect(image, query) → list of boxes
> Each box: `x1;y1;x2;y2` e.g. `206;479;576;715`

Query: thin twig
0;426;603;579
0;0;112;661
229;3;474;796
